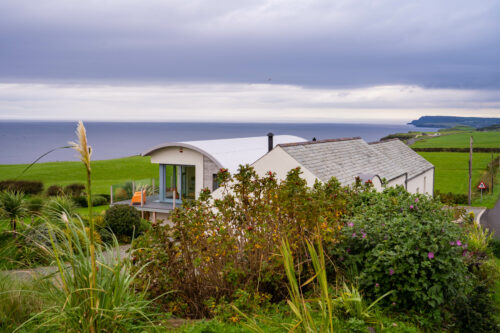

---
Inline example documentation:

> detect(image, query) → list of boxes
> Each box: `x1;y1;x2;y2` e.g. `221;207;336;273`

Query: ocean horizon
0;121;437;165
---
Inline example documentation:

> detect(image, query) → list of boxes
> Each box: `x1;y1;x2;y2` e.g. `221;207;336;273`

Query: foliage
332;187;470;321
464;223;493;255
74;194;109;207
488;238;500;259
0;273;54;332
11;215;162;332
64;183;86;197
435;190;468;205
132;166;350;318
0;190;28;234
27;196;44;214
104;204;141;238
0;179;44;195
42;196;78;223
46;184;63;196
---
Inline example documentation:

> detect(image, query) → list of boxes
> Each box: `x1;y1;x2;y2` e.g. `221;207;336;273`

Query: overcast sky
1;0;499;122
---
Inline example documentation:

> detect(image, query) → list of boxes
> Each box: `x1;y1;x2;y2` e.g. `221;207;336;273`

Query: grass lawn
419;152;500;208
0;156;158;195
411;130;500;148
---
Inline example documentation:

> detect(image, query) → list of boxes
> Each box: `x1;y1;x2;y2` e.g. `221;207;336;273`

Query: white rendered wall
252;146;319;186
406;168;434;195
387;174;407;188
149;146;205;199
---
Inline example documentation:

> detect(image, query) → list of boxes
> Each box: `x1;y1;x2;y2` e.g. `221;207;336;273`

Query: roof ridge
279;137;362;147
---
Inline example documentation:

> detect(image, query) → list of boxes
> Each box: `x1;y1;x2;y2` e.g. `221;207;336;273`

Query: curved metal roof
143;135;307;174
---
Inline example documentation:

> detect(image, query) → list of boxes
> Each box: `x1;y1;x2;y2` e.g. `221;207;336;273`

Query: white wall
252;146;319;186
406;168;434;195
387;174;407;188
149;146;205;198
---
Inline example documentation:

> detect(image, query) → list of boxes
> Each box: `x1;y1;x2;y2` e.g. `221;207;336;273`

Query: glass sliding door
181;166;196;200
161;164;195;203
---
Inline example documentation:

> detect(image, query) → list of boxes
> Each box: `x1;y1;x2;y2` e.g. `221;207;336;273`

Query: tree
0;191;28;237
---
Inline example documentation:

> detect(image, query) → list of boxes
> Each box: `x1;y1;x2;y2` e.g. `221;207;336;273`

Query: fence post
110;185;113;205
152;178;155;194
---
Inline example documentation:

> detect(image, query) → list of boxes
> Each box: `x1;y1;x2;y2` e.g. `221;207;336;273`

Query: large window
162;164;195;202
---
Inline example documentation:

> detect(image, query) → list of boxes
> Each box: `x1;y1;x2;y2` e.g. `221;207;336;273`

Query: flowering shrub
132;165;351;318
332;187;470;320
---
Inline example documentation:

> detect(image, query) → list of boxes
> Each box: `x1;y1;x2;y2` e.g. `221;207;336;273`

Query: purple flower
391;302;396;306
410;205;414;209
389;268;395;275
456;240;462;246
348;222;354;227
463;250;468;257
362;233;367;239
375;283;380;288
346;248;351;253
400;208;403;212
449;241;455;246
428;252;434;259
415;198;419;203
381;223;385;227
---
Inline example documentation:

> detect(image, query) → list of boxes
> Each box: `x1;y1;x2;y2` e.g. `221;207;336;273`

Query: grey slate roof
278;138;433;186
369;139;434;180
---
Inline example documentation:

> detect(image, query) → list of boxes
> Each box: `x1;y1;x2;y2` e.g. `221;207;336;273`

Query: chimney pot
267;132;274;152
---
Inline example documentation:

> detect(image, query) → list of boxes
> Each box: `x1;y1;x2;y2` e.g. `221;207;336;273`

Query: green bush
92;195;109;206
104;204;141;238
488;238;500;258
0;180;44;195
43;196;78;222
435;190;468;205
27;196;44;214
64;183;85;197
46;184;63;196
332;187;470;321
72;195;88;207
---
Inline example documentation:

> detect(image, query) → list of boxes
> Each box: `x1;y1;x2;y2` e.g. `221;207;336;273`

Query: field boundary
413;147;500;153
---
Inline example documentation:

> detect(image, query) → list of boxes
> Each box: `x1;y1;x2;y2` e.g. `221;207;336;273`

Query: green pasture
0;156;159;195
419;152;499;208
412;130;500;148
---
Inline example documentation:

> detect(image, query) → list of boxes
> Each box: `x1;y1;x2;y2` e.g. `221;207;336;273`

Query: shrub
452;284;499;332
104;204;141;238
132;166;351;318
92;195;109;206
435;190;468;205
43;196;78;222
0;180;43;195
46;185;63;196
64;183;85;197
332;188;470;321
72;195;88;207
488;238;500;258
27;196;44;214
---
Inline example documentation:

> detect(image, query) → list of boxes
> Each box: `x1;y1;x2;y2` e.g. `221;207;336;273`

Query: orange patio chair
131;190;146;205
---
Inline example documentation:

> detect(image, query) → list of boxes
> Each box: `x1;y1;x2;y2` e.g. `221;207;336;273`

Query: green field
0;156;159;195
419;152;500;208
411;130;500;148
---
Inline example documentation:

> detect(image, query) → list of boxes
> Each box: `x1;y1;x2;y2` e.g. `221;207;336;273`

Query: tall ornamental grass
21;215;160;332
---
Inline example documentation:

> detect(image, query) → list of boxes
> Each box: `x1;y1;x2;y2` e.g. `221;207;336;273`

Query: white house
118;134;433;222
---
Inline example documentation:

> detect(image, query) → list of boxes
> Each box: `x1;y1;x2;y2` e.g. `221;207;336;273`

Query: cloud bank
1;83;498;122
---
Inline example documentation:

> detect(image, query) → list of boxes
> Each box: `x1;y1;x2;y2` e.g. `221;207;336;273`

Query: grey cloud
0;0;499;89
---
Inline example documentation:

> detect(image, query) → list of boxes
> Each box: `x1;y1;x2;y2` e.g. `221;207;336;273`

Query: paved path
2;244;131;280
481;199;500;238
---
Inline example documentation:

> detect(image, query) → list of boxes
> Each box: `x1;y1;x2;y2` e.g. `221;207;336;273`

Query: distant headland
409;116;500;129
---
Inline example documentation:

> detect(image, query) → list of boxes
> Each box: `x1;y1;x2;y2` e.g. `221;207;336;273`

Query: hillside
409;116;500;128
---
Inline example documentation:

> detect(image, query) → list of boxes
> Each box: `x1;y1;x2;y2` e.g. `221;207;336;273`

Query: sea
0;121;438;165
